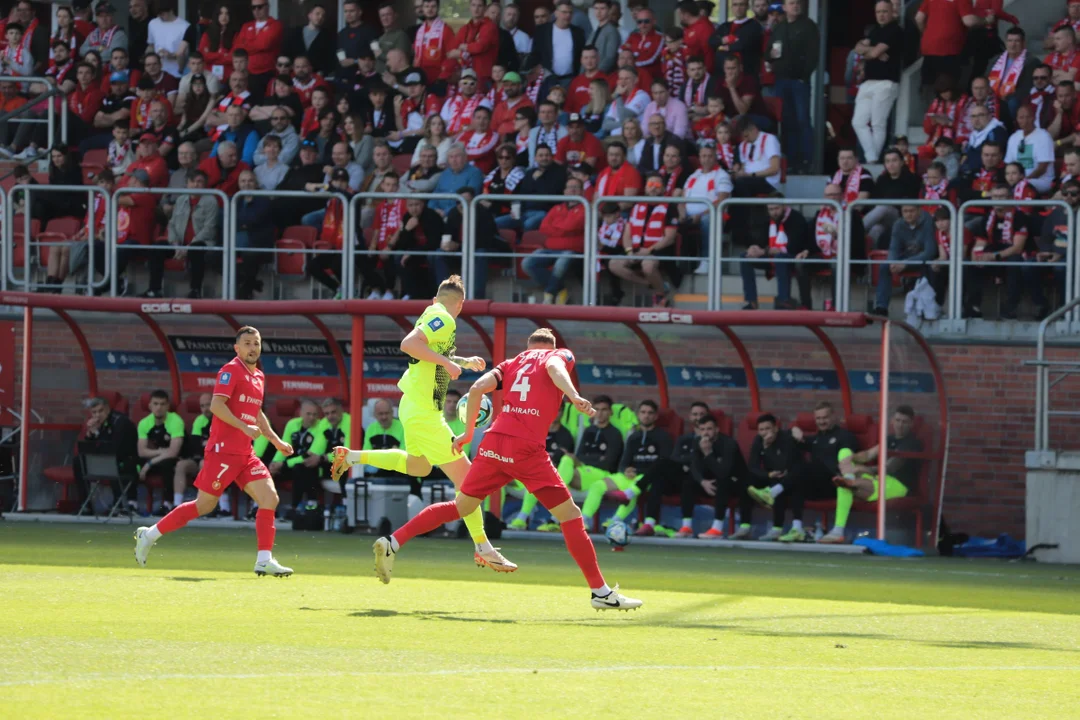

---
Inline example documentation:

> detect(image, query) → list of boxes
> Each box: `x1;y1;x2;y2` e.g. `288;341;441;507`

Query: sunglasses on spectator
277;61;290;67
1066;190;1080;197
637;18;652;24
251;3;266;8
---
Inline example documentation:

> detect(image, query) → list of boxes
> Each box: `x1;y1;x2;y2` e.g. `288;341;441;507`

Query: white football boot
591;584;644;612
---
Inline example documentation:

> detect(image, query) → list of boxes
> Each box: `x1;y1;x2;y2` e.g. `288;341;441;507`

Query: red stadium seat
736;411;780;459
764;96;782;125
391;154;412;176
180;394;204;423
498;228;518;245
792;412;817;435
710;409;733;437
656;407;683;439
80;149;108;182
281;225;318;248
91;390;129;415
274;239;306;276
520;230;546;248
35;232;66;266
45;216;83;239
844;413;878;450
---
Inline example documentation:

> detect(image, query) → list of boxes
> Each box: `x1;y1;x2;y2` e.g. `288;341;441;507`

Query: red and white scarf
926;96;964;144
661;165;683;195
936;227;954;259
1029;86;1054;128
831;167;864;209
1047;49;1078;76
108;139;131;167
87;24;120;52
525;74;543;104
413;18;447;66
628;202;669;248
1012;178;1033;200
662;46;688;97
922;175;948;201
717;142;736;171
598;217;626;249
988;50;1026;98
443;92;483;135
814;207;837;258
375;198;406;248
682;73;710;109
2;40;26;73
515;131;529;154
768;208;792;252
132;97;154;129
988;209;1014;246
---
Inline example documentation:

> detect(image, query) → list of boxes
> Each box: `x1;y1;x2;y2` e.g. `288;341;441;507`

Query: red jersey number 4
207;356;265;455
489;349;575;444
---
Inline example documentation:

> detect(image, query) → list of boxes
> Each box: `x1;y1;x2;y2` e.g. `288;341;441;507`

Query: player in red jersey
373;328;643;611
133;326;296;577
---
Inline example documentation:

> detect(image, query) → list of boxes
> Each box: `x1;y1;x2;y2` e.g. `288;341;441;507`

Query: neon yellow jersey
397;302;456;413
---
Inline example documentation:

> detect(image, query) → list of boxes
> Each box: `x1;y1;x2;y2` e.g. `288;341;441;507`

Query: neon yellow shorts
556;456;636;491
399;393;463;468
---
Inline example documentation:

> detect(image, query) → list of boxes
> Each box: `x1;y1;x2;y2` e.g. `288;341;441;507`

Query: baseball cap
73;0;90;10
461;68;478;80
502;71;522;84
136;76;155;91
109;70;129;83
404;70;424;85
130;168;151;185
330;167;349;182
96;2;116;14
767;2;783;11
300;139;318;150
139;133;159;144
568;113;583;124
571;162;594;176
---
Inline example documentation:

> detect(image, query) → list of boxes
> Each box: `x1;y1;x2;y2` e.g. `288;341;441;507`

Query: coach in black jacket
745;413;805;540
76;396;138;512
690;414;753;537
528;2;585;95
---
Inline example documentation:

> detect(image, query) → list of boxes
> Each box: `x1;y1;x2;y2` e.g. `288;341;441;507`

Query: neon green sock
834;487;854;529
457;494;488;544
614;493;637;520
582;481;607;519
556;455;575;484
360;449;408;474
519;492;539;518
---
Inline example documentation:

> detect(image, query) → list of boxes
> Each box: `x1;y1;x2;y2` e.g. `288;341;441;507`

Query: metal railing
0;75;68;159
846;199;959;318
720;197;844;311
110;187;232;298
1029;295;1080;452
592;194;718;308
231;189;344;299
473;193;593;304
3;184;106;295
957;200;1074;323
354;192;470;301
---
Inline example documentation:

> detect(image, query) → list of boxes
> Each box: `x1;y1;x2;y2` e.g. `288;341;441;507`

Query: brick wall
11;311;1080;539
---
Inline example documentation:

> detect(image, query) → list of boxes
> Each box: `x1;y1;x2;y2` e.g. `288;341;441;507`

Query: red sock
560;516;606;589
157;501;200;534
255;508;276;552
392;500;461;547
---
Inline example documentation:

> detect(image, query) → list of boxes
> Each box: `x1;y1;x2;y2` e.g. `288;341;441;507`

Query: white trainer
591;584;643;611
133;526;156;567
373;536;395;584
818;527;847;544
729;525;752;540
757;527;783;542
254;557;294;577
474;546;518;573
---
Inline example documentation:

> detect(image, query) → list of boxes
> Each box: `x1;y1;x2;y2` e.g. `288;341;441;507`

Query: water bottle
333;505;346;532
813;520;824;542
323;506;330;531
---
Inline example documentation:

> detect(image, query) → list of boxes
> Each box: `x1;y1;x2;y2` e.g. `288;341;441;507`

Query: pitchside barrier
0;75;68;152
3;184;108;294
352;192;472;299
591;195;718;308
2;292;948;546
718;197;845;311
471;193;593;303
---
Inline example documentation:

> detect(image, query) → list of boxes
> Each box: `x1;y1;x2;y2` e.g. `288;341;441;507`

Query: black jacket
575;424;624;473
689;432;744;485
873;169;921;200
546;425;575;466
770;16;820;82
283;26;339;78
710;19;764;75
528;23;585;77
671;432;698;471
496;27;520;73
621;427;674;474
396;207;445;253
753;209;814;257
637;133;685;174
516;163;568;213
747;430;802;483
85;410;138;473
798;425;859;477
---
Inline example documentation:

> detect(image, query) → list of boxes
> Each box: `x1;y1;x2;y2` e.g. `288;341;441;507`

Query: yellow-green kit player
331;275;516;572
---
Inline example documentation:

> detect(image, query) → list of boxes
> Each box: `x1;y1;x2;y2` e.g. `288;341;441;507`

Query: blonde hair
527;328;557;346
437;274;465;298
585;79;610;116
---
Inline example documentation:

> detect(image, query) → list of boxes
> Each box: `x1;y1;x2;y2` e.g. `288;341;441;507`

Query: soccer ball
605;519;630;547
457;394;494;428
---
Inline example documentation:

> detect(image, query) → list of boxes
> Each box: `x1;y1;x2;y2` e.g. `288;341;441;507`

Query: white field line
1;665;1079;688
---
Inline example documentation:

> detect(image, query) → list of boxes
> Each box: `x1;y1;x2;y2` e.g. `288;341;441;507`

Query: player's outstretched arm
545;357;596;418
210;395;260;439
257;411;293;456
452;355;487;372
401;328;462;379
453;370;499;454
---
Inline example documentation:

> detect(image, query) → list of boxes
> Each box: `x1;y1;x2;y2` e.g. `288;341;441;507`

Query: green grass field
2;522;1079;719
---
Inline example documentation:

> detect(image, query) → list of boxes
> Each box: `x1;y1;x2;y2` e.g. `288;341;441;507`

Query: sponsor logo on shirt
503;405;541;417
479;448;514;464
219;372;231;385
240;413;257;423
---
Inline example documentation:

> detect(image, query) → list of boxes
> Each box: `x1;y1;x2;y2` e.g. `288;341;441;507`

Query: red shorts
461;432;572;509
193;451;270;497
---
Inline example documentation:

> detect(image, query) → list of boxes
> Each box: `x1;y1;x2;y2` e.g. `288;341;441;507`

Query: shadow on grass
300;606;516;624
169;577;216;583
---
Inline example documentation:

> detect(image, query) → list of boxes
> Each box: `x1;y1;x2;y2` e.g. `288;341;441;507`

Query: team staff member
690;413;754;538
138;389;186;516
78;395;138;513
309;397;351;491
743;413;804;541
270;400;322;509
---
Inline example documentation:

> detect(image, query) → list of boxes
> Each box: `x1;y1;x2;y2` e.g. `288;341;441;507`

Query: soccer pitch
2;524;1078;719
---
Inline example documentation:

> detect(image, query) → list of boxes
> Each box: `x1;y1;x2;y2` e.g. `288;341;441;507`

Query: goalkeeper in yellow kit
330;275;516;572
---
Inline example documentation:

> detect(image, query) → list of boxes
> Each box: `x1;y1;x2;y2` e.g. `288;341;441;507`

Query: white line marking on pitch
2;665;1078;688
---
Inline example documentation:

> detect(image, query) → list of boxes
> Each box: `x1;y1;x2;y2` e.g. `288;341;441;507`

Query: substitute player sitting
373;328;643;611
330;275;516;572
134;327;296;576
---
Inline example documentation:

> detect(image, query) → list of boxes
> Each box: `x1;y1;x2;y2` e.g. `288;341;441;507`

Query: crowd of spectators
0;0;1075;317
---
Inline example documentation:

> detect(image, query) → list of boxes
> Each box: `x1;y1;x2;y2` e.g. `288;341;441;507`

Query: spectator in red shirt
596;139;643;212
114;168;161;297
234;0;282;102
199;139;248;196
678;0;714;74
140;52;180;104
458;105;499;173
66;62;102;145
915;0;979;88
1046;25;1080;86
412;0;456;86
920;74;969;161
290;55;329;109
567;46;609;114
491;71;533;137
1047;80;1080;146
121;133;169;188
448;0;498;81
1045;0;1080;51
621;8;664;79
198;2;238;81
556;113;604;169
521;175;587;304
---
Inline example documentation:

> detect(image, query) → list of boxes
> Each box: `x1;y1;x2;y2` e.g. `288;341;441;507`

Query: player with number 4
133;326;296;577
329;275;518;573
